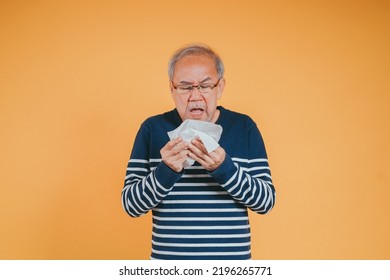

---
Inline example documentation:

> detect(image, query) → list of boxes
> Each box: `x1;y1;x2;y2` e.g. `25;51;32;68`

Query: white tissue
167;119;223;167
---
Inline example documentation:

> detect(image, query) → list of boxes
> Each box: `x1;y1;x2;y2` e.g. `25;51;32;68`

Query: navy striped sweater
122;106;275;260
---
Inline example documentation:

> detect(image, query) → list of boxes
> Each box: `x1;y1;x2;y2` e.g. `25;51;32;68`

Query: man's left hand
188;138;226;171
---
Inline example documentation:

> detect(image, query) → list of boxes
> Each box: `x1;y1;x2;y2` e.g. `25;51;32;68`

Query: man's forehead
173;55;217;80
176;53;214;64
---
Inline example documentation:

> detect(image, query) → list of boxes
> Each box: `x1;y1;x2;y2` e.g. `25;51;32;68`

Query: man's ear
169;81;175;97
217;78;226;99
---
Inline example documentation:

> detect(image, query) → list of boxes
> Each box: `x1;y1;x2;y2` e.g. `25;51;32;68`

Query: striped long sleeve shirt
122;106;275;260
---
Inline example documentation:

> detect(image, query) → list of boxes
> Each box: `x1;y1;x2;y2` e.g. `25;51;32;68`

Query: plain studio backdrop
0;0;389;259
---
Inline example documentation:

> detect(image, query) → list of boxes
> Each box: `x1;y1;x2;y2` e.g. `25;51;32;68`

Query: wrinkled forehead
173;55;218;82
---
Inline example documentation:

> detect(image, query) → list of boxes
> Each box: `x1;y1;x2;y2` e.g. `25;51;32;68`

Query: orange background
1;0;389;259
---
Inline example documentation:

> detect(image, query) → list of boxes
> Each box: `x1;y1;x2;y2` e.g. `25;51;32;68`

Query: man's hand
188;138;226;171
160;137;190;173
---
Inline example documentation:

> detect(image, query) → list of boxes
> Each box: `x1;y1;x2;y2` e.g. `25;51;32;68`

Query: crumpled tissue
167;119;223;167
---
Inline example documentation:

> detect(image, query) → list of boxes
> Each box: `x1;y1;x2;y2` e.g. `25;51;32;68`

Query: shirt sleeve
210;122;276;214
121;123;183;217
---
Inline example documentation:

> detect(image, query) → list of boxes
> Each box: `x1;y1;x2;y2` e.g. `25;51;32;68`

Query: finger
188;146;214;165
189;151;215;171
161;138;184;159
191;138;207;153
171;142;189;156
163;149;190;171
171;148;190;161
165;137;183;150
208;152;219;163
188;143;203;159
164;139;185;156
171;152;190;169
188;151;205;164
189;139;209;154
171;137;183;145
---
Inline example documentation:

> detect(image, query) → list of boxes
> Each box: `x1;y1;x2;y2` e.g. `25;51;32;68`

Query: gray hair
168;44;225;80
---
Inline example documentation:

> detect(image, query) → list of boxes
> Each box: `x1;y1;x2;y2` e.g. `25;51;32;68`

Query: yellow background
1;0;389;259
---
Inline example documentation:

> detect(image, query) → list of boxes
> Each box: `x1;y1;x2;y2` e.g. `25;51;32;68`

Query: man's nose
188;87;202;100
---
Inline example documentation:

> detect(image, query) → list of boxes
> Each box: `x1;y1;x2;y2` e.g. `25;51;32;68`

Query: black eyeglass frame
171;78;222;94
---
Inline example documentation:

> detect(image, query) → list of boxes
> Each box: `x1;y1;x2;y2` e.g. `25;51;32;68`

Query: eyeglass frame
170;78;222;94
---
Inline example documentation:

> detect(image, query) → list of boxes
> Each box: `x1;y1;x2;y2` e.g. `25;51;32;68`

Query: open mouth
190;108;204;114
188;104;206;118
189;107;205;117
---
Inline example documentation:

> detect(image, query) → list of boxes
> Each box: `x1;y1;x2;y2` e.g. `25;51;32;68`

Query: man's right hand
160;137;189;173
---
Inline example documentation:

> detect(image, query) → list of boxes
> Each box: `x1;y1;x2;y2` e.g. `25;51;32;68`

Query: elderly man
122;44;275;260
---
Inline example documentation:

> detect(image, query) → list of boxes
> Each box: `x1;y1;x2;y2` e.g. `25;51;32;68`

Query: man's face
170;54;225;123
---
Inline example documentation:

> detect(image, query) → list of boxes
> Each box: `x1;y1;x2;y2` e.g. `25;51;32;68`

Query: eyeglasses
171;78;221;94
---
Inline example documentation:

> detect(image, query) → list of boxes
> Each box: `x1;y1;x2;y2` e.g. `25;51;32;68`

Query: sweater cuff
154;160;184;187
209;154;238;185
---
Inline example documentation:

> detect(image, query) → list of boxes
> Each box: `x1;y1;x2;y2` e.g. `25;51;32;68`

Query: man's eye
178;86;193;91
199;84;212;89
